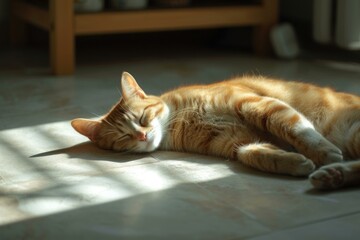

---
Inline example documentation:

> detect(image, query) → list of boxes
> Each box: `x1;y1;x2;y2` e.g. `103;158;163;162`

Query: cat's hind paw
309;163;345;190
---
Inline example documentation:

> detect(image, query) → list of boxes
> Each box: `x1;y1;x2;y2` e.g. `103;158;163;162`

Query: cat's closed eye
139;112;150;127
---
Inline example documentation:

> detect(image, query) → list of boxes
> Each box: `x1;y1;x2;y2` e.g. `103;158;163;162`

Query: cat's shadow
31;141;149;163
31;141;302;182
32;143;360;194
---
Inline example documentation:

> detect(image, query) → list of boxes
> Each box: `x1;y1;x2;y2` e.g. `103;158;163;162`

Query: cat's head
71;72;169;153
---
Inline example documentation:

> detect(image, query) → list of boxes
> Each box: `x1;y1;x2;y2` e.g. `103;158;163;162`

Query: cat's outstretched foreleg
236;143;315;176
233;94;343;167
309;160;360;189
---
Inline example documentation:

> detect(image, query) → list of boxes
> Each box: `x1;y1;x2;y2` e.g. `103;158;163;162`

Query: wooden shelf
75;6;264;35
11;0;278;75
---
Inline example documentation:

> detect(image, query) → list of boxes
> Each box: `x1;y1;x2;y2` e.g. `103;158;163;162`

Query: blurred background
0;0;359;74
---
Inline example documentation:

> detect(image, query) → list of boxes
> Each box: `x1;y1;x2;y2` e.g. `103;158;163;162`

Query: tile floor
0;43;360;240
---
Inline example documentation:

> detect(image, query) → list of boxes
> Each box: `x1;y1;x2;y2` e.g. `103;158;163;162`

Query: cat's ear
71;118;101;142
121;72;146;100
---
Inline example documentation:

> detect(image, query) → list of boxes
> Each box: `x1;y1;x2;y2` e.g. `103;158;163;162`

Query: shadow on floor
31;141;306;183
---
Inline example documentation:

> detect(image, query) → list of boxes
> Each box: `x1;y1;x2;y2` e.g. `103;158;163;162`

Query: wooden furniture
11;0;278;76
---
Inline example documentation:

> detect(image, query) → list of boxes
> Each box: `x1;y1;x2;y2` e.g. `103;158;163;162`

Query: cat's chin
135;137;161;153
136;143;158;153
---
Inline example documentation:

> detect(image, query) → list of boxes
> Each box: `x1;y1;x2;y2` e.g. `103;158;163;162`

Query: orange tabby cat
72;72;360;190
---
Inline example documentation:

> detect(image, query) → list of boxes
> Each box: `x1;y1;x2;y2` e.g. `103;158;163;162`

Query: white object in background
336;0;360;50
270;23;300;59
313;0;332;44
110;0;148;10
74;0;104;12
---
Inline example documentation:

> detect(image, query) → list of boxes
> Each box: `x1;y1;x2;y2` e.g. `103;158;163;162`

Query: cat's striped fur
72;72;360;190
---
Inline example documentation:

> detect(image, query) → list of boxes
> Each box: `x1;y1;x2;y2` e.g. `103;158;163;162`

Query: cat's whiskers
165;110;237;131
87;110;117;128
162;107;198;128
88;111;103;119
118;100;138;119
163;119;190;132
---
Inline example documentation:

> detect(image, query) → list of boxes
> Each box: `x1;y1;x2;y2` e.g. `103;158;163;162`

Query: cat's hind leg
233;95;343;167
309;160;360;190
236;143;315;176
344;121;360;159
322;109;360;160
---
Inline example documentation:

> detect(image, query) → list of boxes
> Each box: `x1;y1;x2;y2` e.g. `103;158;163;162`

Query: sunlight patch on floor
0;120;236;224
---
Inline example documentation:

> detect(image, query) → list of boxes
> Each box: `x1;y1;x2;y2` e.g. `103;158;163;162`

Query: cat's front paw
309;163;346;190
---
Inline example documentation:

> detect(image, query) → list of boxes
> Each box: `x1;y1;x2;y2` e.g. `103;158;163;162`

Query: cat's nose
136;131;147;141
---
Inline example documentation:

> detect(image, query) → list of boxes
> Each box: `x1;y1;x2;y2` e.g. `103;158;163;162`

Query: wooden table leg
253;0;278;55
49;0;75;75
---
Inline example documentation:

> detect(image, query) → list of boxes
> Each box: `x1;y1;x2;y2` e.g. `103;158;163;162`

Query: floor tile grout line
152;151;273;232
242;209;360;240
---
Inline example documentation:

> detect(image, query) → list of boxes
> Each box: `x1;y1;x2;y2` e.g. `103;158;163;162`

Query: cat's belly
160;120;295;155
